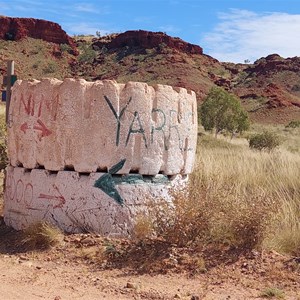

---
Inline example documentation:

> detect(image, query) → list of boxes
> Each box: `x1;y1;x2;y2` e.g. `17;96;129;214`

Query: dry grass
260;287;285;299
263;192;300;255
196;137;300;254
134;132;300;255
21;222;63;250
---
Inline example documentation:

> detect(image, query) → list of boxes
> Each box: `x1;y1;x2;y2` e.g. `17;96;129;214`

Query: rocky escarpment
0;16;77;55
248;54;300;75
93;30;203;55
217;54;300;110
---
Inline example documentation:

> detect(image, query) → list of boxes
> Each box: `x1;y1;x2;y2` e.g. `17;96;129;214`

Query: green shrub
60;43;72;53
285;120;300;129
249;131;281;151
78;44;97;63
42;61;57;74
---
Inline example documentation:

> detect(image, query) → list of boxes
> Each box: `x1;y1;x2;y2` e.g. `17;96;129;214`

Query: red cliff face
0;16;78;55
94;30;203;55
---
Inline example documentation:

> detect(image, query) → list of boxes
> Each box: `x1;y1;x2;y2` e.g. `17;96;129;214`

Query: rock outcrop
248;54;300;75
0;16;77;55
93;30;203;55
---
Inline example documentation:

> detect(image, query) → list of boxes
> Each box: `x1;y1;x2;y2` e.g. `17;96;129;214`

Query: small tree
200;87;250;137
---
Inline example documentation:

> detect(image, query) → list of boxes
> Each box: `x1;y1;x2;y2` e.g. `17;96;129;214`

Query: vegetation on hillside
0;38;74;83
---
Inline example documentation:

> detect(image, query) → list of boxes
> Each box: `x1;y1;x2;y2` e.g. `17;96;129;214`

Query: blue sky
1;0;300;63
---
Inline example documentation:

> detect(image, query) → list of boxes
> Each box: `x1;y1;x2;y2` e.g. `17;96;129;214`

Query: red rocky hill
93;30;203;55
0;17;299;124
0;16;78;55
218;54;300;123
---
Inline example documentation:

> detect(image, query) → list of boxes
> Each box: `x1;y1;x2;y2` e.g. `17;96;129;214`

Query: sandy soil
0;252;289;300
0;228;300;300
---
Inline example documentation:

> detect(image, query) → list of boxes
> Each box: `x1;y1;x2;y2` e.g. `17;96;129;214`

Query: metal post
6;60;15;123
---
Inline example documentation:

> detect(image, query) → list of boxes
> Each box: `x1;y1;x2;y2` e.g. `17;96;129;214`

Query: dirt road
1;247;299;300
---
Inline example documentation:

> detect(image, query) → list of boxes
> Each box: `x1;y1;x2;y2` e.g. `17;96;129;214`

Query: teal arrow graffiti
94;159;126;205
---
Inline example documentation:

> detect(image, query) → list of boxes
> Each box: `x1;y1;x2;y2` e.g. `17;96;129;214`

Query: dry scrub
135;134;300;255
21;222;63;250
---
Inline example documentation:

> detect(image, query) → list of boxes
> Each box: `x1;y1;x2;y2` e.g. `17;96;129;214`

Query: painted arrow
94;159;126;205
38;194;66;209
20;119;52;139
33;119;52;138
38;185;65;209
20;122;29;133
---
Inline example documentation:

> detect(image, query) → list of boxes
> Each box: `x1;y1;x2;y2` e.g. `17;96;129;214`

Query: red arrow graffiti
20;122;29;133
20;119;52;139
38;185;65;209
33;119;52;138
38;194;66;209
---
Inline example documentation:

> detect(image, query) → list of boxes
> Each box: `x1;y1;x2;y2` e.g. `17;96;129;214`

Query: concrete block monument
4;78;197;236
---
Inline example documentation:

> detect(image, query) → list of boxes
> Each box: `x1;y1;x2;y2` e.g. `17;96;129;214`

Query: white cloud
73;3;109;14
201;9;300;63
158;25;180;34
0;1;62;15
64;22;111;36
74;3;96;13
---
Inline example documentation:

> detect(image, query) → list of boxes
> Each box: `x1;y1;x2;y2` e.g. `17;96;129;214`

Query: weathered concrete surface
7;79;197;175
4;166;186;235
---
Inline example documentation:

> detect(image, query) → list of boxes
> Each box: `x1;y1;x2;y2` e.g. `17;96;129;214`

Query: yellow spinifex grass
194;138;300;253
192;137;300;253
195;143;300;195
0;104;6;116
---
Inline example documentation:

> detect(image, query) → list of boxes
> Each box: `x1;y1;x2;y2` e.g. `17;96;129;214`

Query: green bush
200;87;250;137
285;120;300;129
78;44;97;63
60;43;72;53
249;131;281;151
42;61;57;74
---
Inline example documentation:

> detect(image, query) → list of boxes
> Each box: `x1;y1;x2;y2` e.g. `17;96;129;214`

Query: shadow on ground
0;216;27;254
